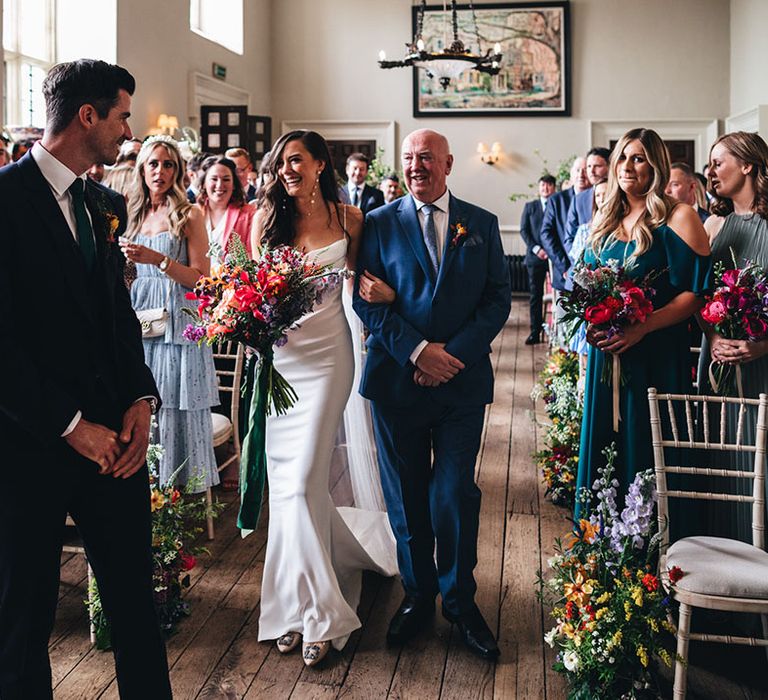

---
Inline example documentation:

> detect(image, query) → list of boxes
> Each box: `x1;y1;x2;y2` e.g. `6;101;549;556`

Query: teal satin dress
574;225;712;518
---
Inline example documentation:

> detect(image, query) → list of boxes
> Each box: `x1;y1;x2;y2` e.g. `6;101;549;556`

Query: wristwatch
142;396;159;414
158;256;171;274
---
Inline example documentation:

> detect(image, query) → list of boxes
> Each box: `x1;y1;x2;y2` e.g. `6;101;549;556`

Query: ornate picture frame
413;2;571;118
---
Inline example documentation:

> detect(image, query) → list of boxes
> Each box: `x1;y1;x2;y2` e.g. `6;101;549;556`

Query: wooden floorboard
48;300;767;699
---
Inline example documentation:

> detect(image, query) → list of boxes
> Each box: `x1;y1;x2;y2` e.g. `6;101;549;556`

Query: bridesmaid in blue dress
575;128;712;518
119;136;219;491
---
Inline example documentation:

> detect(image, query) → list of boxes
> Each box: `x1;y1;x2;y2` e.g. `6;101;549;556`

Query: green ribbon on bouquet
237;351;271;536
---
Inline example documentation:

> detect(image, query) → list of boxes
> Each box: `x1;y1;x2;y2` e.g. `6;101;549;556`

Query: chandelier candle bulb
379;50;386;61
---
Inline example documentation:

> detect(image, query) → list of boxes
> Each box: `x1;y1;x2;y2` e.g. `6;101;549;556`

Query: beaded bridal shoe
302;640;331;667
276;632;301;653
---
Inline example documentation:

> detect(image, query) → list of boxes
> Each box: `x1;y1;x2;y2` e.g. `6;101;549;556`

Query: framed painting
413;2;570;118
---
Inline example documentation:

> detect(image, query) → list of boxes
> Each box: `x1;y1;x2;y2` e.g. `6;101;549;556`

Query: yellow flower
596;607;608;620
659;649;672;667
612;630;622;646
150;490;165;512
596;591;611;604
648;617;659;632
624;600;632;621
564;572;594;607
631;586;644;607
637;645;649;667
662;620;676;634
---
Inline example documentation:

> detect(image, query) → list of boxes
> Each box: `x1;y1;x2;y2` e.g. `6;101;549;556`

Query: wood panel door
326;139;377;183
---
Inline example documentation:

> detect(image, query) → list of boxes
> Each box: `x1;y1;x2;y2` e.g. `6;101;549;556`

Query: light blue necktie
421;203;439;279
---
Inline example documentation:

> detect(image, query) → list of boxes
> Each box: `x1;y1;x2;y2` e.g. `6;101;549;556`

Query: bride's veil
339;286;387;511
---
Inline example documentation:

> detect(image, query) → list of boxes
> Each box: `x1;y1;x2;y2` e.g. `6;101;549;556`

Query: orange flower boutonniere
104;213;120;243
449;221;469;249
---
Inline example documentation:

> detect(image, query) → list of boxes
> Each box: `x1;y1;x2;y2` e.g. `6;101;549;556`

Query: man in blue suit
353;129;510;661
520;174;556;344
564;147;611;252
540;157;589;292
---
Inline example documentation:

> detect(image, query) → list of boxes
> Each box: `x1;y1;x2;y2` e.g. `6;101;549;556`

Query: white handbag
136;306;169;338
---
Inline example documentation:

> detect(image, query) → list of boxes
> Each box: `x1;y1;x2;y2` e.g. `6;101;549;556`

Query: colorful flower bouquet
560;259;658;430
539;445;684;699
532;350;582;506
86;436;221;650
700;257;768;395
184;235;347;532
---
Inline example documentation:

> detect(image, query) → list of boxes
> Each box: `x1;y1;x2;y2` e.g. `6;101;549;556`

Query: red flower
584;296;622;325
701;299;727;325
744;315;768;339
565;600;576;620
641;573;659;592
234;285;263;312
180;552;197;571
668;566;685;584
721;269;740;288
170;489;181;504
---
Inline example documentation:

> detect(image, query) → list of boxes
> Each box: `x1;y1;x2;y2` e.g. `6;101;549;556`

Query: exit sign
212;63;227;80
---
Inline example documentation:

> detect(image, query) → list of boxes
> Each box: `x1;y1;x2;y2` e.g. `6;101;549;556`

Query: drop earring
308;175;319;214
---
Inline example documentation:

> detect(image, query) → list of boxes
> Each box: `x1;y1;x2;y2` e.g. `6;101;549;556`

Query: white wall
271;0;730;230
116;0;272;140
730;0;768;117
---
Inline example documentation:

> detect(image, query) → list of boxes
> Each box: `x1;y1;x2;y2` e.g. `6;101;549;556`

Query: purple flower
182;324;205;343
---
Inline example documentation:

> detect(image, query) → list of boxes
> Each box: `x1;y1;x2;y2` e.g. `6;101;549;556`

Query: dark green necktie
68;178;95;271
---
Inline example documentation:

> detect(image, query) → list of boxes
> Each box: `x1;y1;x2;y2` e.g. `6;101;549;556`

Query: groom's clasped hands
413;342;465;387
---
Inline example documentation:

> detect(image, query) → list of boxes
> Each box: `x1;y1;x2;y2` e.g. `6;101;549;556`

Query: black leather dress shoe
386;596;434;645
524;331;542;345
443;605;500;660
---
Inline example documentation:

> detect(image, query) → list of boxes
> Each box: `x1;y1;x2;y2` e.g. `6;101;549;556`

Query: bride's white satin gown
258;237;398;650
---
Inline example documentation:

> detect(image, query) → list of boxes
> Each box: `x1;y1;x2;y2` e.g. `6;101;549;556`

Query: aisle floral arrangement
701;257;768;395
184;236;348;532
87;437;220;650
539;445;684;699
531;349;582;506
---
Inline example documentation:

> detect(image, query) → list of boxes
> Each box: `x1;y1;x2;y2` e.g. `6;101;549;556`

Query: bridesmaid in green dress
697;131;768;543
575;128;712;519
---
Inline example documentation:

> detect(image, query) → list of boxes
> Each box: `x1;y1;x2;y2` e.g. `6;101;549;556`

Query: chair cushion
211;412;233;443
666;536;768;599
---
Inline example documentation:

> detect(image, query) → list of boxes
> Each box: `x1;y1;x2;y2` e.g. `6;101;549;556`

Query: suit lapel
396;195;434;285
19;155;97;320
435;194;464;289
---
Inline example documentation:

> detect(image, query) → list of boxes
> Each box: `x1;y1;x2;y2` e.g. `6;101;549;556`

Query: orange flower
150;490;165;512
564;572;594;607
568;518;600;546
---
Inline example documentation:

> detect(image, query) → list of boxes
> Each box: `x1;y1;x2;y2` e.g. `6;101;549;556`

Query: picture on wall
413;2;570;118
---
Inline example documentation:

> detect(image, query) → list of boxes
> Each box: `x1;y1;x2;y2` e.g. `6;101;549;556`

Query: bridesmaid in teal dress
697;131;768;543
575;128;712;518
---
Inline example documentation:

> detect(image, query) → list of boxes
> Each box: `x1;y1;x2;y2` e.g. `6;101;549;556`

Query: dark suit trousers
371;398;485;614
0;448;171;699
526;262;548;334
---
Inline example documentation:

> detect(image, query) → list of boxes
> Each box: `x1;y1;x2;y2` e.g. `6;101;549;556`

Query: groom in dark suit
0;60;172;698
353;129;510;660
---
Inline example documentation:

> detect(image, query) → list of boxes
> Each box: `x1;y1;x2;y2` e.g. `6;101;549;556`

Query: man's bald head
401;129;453;203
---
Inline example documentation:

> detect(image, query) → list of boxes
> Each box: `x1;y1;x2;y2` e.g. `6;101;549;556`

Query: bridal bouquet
539;446;684;699
184;235;347;532
700;258;768;395
559;259;658;430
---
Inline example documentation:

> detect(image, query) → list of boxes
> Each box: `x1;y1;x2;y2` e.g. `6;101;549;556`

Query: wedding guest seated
195;155;257;259
666;161;709;222
341;152;385;214
379;173;403;204
224;146;257;201
119;136;220;493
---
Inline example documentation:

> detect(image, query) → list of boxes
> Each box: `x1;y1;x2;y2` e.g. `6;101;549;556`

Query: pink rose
701;300;727;325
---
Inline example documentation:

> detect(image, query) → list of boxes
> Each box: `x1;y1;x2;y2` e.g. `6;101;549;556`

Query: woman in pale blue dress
119;136;219;492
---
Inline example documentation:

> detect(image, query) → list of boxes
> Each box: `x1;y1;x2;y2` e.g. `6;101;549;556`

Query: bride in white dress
252;130;397;667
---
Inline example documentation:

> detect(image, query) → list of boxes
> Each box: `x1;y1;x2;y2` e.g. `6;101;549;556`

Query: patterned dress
130;231;220;491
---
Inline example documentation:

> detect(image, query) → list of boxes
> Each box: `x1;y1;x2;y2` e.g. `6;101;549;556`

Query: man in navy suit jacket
520;174;556;344
540;157;589;291
354;129;510;660
564;147;611;255
341;151;385;215
0;59;171;699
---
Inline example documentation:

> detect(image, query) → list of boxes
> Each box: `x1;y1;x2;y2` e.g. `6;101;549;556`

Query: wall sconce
477;141;503;165
156;113;179;135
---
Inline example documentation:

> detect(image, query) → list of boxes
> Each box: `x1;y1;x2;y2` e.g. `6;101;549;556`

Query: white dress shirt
408;188;451;365
348;181;363;206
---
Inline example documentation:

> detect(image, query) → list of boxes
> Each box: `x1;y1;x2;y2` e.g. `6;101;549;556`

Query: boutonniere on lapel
103;212;120;243
449;220;470;250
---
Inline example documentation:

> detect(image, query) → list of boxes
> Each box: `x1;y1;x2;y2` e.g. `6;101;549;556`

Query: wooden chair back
647;388;768;552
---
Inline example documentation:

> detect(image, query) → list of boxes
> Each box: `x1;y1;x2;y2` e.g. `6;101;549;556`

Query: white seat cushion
666;536;768;599
211;412;233;444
